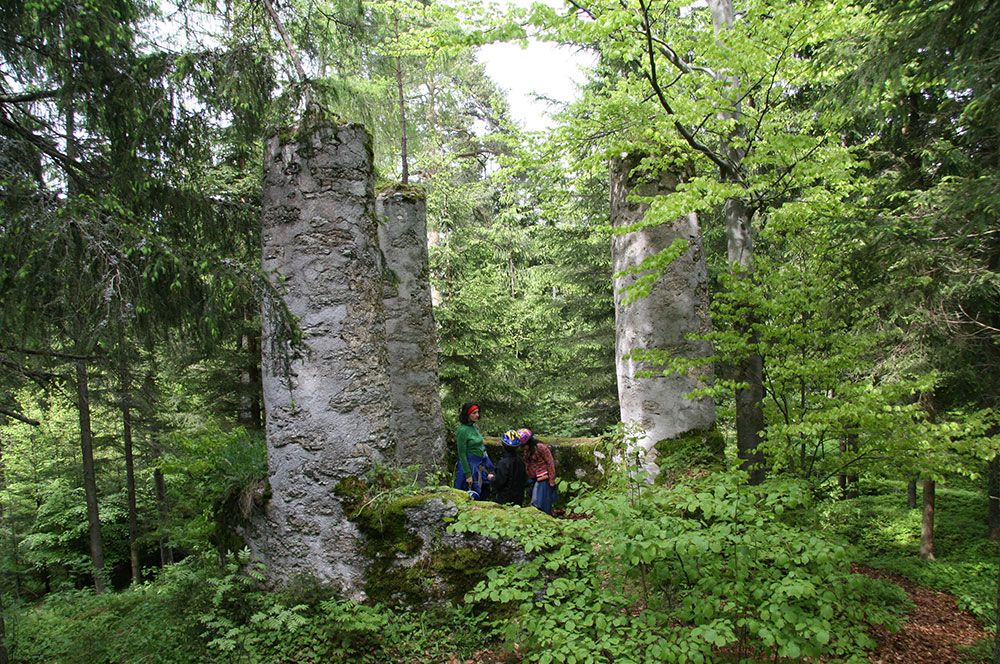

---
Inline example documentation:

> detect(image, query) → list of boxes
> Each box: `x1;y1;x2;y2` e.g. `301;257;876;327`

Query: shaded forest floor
448;563;993;664
861;565;991;664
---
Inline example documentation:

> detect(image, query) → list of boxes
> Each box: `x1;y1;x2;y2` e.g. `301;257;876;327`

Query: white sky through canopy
476;1;595;132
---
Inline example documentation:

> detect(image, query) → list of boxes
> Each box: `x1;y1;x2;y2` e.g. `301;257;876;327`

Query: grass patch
820;483;998;626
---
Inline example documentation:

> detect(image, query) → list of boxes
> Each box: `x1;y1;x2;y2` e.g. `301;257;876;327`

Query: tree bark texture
989;456;1000;541
256;121;394;596
76;359;106;592
919;478;935;561
610;153;716;479
377;189;445;478
122;396;141;584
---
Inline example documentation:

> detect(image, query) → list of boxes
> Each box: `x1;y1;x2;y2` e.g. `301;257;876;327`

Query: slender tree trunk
0;446;9;664
261;0;308;94
394;11;409;184
239;316;263;430
907;478;918;509
994;540;1000;664
142;371;174;566
838;438;848;497
152;453;173;566
122;376;141;584
76;359;106;592
919;478;935;561
989;455;1000;541
153;467;173;565
708;0;766;484
838;432;859;499
0;590;7;664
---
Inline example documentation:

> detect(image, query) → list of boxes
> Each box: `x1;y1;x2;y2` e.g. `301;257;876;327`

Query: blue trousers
529;480;558;514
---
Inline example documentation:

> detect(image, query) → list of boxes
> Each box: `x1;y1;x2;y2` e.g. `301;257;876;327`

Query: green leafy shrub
8;550;502;664
454;471;903;664
156;425;267;557
10;555;223;663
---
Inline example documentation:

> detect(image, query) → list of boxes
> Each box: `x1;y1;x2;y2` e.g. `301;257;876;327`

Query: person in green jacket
454;402;494;500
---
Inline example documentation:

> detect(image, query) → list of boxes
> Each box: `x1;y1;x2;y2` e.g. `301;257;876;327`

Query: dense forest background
0;0;998;662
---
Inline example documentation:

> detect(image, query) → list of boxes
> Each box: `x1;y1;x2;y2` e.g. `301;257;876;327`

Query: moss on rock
334;482;526;608
653;425;726;485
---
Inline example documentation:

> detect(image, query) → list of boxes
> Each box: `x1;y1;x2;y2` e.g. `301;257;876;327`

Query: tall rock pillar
610;154;717;477
256;121;393;595
376;188;446;477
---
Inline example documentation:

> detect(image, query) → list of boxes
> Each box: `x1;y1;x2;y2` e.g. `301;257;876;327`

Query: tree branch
0;89;61;103
637;0;743;182
0;115;95;182
0;406;40;426
0;345;99;361
261;0;306;83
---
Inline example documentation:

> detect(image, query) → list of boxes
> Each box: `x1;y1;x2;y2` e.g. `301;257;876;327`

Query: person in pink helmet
519;428;557;514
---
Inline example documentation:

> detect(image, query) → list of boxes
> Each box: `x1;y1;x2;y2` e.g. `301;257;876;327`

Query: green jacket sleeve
457;426;472;476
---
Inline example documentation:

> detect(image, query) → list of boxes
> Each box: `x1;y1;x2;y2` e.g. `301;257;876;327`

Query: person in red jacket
519;428;557;514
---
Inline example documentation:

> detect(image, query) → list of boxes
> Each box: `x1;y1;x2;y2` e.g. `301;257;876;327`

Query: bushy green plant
454;471;904;664
9;555;224;663
156;425;267;556
7;549;503;664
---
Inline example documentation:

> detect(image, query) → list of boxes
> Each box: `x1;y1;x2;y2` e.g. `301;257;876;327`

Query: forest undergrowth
6;464;997;664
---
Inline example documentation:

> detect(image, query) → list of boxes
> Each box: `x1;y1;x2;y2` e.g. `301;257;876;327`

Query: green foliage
157;425;267;557
7;551;501;664
822;484;998;626
455;470;904;663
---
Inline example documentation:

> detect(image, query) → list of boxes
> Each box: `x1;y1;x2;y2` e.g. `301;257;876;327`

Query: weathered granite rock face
376;189;446;477
255;121;393;597
610;154;717;477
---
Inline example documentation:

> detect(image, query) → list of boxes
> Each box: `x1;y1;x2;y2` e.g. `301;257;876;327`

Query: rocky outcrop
256;121;393;597
334;484;530;608
377;188;446;477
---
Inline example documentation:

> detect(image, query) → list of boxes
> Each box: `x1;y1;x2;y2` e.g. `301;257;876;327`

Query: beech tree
528;0;871;480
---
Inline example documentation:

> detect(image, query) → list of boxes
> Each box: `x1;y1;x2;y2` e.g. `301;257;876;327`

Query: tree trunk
994;540;1000;664
152;460;173;566
397;56;409;184
0;446;9;664
122;380;141;584
76;359;106;592
0;587;7;664
989;455;1000;541
394;12;409;184
708;0;766;485
838;432;859;499
735;353;766;484
919;478;935;561
907;478;918;509
610;154;717;478
239;315;263;430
